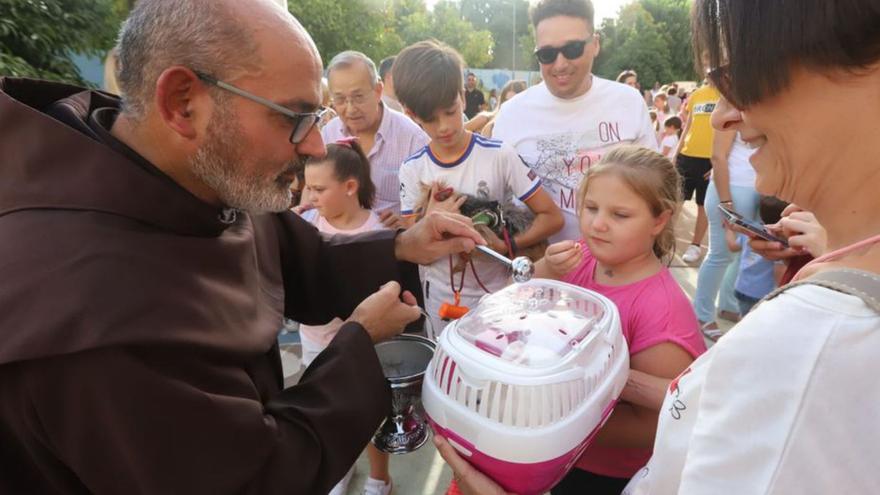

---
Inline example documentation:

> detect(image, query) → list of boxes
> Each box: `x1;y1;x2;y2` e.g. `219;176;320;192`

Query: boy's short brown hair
392;40;464;121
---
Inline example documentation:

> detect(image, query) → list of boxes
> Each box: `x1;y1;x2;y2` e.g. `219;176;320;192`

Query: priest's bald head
111;0;327;213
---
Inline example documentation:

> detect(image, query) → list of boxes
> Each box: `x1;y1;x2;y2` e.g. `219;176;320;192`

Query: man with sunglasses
0;0;485;494
493;0;657;242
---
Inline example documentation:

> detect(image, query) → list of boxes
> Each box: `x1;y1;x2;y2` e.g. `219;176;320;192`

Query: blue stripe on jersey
427;133;476;168
473;134;502;148
402;146;429;165
518;180;542;202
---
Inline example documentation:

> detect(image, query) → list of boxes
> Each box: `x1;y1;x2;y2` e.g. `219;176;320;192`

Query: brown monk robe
0;77;420;494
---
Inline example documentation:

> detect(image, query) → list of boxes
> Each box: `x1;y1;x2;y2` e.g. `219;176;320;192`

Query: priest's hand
347;281;420;343
394;211;485;265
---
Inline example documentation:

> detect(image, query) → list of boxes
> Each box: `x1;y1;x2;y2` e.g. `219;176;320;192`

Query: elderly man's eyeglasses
534;36;594;65
194;71;328;144
332;93;370;108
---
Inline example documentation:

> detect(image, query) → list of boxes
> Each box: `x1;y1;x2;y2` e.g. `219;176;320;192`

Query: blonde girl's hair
577;145;682;262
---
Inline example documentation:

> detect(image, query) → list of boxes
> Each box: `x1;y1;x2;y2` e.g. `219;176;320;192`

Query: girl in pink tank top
533;146;706;495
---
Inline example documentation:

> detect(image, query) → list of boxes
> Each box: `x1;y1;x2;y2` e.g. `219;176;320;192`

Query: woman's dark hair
693;0;880;108
306;141;375;210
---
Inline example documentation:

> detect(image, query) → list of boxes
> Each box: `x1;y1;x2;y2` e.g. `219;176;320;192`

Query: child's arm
533;241;583;280
620;369;672;411
516;188;564;249
725;227;742;253
592;342;696;449
398;162;424;229
671;109;692;160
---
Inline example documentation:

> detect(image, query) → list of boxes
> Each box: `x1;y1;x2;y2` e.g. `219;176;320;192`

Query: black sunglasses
534;37;593;65
194;71;328;144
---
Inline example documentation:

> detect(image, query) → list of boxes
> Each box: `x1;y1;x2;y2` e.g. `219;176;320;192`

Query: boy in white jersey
393;40;563;337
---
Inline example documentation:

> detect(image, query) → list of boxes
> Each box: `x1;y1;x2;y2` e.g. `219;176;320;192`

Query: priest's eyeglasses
194;71;328;144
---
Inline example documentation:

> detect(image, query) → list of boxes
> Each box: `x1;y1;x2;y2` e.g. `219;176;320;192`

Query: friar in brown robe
0;1;484;493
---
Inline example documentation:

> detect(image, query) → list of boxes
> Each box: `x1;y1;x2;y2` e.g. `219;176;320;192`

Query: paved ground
278;201;734;495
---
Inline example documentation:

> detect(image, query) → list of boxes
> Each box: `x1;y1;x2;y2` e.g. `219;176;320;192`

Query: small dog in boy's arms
417;182;546;273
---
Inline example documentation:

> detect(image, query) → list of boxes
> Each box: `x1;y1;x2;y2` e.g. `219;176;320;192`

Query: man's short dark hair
392;40;464;121
693;0;880;108
530;0;595;31
378;56;395;81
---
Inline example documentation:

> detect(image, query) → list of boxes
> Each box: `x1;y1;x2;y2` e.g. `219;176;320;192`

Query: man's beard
190;106;296;214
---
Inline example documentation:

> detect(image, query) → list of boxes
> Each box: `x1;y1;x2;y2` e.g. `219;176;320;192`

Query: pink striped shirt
321;103;429;215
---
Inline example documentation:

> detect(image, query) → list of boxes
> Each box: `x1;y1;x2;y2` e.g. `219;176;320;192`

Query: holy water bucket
371;334;436;454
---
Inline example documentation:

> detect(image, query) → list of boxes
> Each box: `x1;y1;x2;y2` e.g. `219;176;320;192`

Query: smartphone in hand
718;204;789;247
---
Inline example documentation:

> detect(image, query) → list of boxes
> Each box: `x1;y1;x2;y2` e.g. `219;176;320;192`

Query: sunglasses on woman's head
534;37;593;65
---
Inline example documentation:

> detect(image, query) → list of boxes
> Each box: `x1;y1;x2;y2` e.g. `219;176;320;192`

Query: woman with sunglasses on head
624;0;880;489
437;0;880;492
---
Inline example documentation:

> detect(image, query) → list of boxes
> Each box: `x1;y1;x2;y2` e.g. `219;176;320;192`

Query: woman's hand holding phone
749;205;828;260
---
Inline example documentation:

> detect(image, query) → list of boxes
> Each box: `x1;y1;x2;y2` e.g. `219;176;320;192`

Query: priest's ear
154;66;208;141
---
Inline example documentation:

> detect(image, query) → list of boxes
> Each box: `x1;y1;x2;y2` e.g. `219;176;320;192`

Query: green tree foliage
291;0;494;69
289;0;403;66
0;0;120;85
594;0;695;85
595;3;673;86
427;1;493;67
461;0;536;70
640;0;694;80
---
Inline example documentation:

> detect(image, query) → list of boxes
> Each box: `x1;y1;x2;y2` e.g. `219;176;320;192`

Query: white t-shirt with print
624;284;880;494
399;133;542;336
493;76;658;242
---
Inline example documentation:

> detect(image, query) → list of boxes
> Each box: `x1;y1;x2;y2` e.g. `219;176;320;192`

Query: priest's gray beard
191;105;296;213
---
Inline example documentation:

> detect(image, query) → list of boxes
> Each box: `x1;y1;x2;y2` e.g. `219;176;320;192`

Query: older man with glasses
493;0;657;243
321;51;429;230
0;0;485;494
